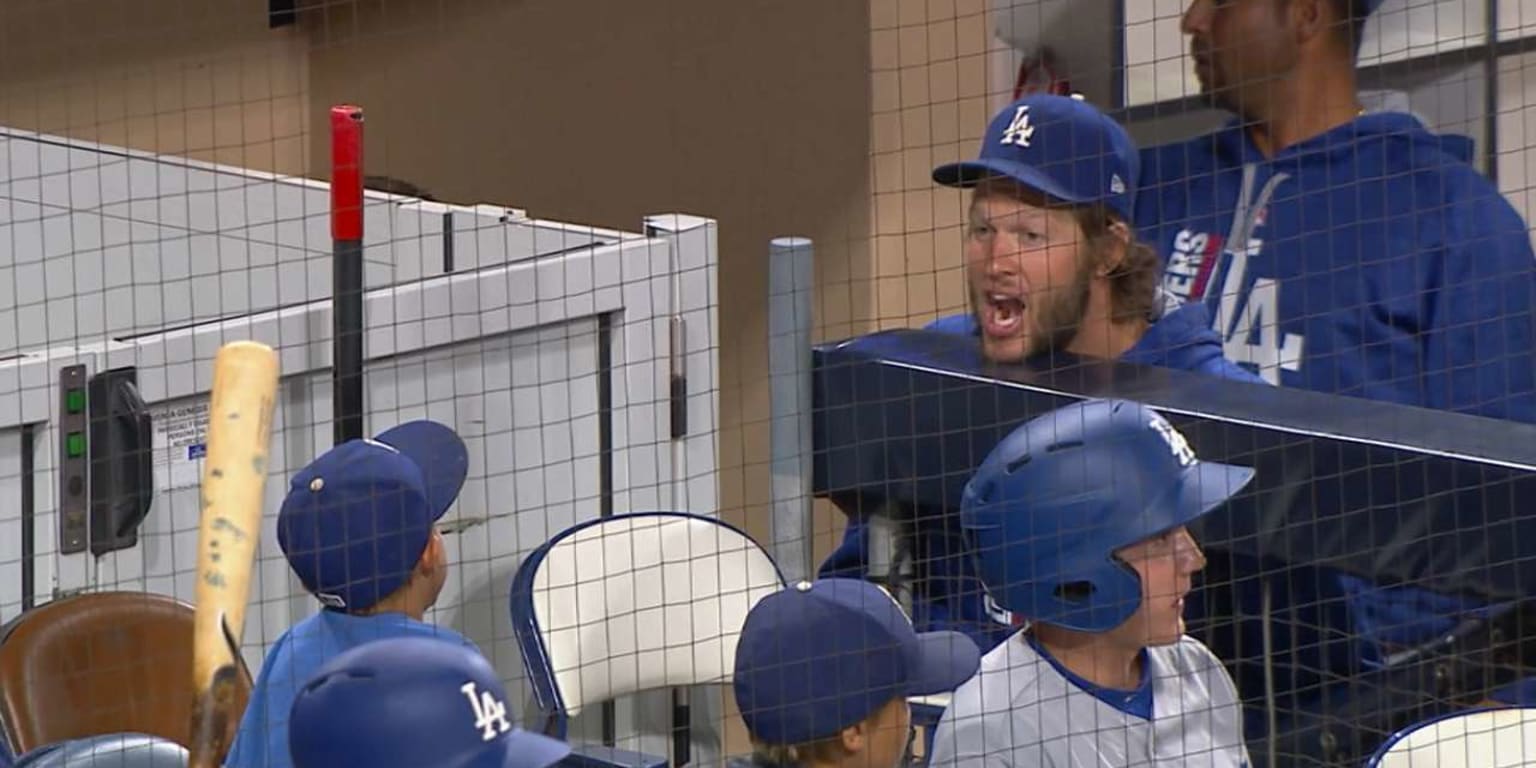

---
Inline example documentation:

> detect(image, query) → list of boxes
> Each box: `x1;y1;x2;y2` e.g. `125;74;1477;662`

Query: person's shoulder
1138;128;1234;185
1364;120;1516;212
963;632;1052;710
395;616;483;652
926;313;977;336
1148;636;1240;691
1149;636;1226;671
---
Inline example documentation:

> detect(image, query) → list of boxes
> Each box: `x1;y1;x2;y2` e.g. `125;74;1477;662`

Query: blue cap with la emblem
732;578;981;745
933;93;1139;222
277;420;469;612
289;636;571;768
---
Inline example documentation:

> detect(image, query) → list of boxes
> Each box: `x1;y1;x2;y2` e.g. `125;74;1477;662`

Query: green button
66;432;85;458
65;389;85;414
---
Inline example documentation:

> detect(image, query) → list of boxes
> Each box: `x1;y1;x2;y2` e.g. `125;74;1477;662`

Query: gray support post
767;236;815;583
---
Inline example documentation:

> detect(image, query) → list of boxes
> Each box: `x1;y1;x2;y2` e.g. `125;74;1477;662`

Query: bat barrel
189;341;280;768
330;105;366;446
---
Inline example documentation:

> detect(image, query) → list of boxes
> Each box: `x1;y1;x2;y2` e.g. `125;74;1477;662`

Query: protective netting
0;2;1534;768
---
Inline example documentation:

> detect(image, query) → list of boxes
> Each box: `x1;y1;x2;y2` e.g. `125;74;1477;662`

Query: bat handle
188;617;247;768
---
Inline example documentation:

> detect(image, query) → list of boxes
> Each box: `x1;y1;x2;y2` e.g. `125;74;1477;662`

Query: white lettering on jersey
1150;417;1197;468
1163;225;1306;385
1211;238;1304;385
1000;106;1035;148
461;681;513;741
1163;229;1213;302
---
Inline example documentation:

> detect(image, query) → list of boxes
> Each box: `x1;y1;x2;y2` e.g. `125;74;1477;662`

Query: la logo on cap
461;681;512;741
1000;105;1034;148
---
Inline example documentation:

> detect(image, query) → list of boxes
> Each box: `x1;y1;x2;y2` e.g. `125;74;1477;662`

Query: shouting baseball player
288;636;571;768
929;399;1253;767
818;92;1265;652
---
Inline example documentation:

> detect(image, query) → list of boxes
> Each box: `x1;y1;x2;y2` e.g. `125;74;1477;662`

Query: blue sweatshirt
224;610;479;768
1135;113;1535;715
819;300;1266;650
1137;111;1536;421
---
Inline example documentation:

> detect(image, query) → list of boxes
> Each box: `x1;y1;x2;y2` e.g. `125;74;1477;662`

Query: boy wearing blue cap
820;92;1264;652
732;578;981;768
288;637;570;768
224;420;477;768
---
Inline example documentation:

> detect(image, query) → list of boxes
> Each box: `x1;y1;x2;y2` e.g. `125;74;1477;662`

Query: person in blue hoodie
818;92;1265;652
1135;0;1536;753
224;420;479;768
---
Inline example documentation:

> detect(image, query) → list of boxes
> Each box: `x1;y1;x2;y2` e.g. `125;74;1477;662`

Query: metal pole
330;105;366;446
767;236;815;583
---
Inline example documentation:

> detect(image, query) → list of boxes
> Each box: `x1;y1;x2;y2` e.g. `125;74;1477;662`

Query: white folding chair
509;511;786;768
1365;707;1536;768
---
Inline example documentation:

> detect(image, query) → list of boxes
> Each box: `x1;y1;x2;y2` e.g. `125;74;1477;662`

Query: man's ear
1095;219;1133;277
1289;0;1328;46
417;529;446;576
838;720;868;756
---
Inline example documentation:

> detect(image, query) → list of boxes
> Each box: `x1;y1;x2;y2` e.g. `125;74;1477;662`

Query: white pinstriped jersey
928;631;1249;768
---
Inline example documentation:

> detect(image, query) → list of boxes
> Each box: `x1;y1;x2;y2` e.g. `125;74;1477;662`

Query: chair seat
0;592;252;755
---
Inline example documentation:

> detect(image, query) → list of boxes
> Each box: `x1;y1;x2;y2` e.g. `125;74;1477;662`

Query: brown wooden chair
0;591;252;756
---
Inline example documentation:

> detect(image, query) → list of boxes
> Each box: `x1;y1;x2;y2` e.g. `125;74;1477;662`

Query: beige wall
0;0;309;175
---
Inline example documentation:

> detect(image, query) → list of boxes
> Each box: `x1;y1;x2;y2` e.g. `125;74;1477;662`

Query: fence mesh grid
0;2;1533;768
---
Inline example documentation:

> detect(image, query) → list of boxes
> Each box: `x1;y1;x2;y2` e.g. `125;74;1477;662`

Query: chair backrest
0;592;252;754
1366;707;1536;768
510;512;785;719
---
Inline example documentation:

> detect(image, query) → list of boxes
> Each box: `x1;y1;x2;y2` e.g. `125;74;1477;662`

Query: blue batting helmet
288;637;570;768
959;399;1255;632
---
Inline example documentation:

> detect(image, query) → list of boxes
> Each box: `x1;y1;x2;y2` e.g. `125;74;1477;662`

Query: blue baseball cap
733;578;981;745
933;93;1138;222
277;420;469;612
289;637;571;768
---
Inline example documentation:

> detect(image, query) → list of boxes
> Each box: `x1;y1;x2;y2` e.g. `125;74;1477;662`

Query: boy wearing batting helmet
929;399;1253;767
225;420;476;768
733;578;981;768
288;636;570;768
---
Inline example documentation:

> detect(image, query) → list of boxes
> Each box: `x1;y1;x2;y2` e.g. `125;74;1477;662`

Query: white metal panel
0;127;624;355
0;122;723;762
1;219;721;765
0;430;25;626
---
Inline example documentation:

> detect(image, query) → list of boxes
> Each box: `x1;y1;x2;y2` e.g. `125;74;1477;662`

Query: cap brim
1167;460;1256;530
497;729;572;768
905;630;982;696
374;420;469;521
932;158;1086;204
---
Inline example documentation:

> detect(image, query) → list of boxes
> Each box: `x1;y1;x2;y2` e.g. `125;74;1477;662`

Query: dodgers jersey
929;632;1249;768
1136;111;1536;422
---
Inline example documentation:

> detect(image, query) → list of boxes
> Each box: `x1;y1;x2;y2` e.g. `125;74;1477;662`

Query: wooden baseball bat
188;340;280;768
